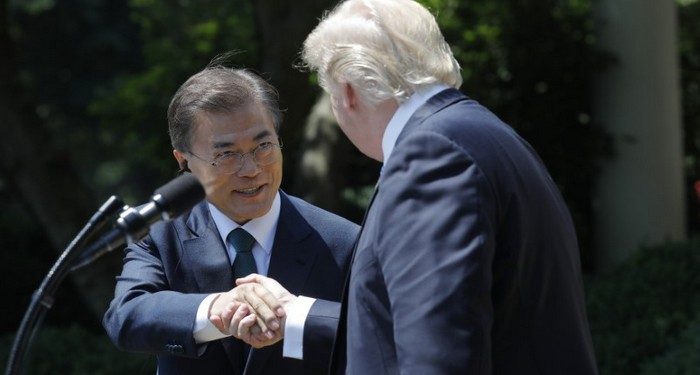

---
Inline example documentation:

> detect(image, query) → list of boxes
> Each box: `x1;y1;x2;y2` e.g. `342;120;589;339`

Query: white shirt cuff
193;293;231;344
282;295;316;359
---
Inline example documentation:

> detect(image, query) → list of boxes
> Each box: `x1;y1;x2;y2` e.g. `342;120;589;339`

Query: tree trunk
293;93;350;211
252;0;336;191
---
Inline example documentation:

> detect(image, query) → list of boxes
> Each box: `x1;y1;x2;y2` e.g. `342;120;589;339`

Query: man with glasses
103;66;359;375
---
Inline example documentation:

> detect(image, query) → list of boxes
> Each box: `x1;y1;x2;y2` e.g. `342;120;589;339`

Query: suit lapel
182;202;233;293
266;192;315;295
244;192;316;375
328;184;379;375
181;202;245;373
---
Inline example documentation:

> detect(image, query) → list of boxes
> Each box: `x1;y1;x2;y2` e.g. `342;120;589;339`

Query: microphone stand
5;196;124;375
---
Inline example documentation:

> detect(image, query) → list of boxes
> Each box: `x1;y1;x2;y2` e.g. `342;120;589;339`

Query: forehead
191;103;275;149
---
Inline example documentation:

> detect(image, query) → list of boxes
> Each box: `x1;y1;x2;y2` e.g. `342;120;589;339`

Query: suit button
165;343;183;354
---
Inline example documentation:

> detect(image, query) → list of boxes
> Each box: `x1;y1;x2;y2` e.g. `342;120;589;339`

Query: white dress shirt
282;84;450;359
192;192;281;344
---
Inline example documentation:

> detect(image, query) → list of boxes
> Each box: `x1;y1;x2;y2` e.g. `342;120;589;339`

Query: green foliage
26;0;609;266
0;192;97;333
88;0;259;200
416;0;611;269
80;0;612;253
11;0;56;14
640;317;700;375
8;0;143;202
586;239;700;374
342;185;377;213
0;325;155;374
678;1;700;232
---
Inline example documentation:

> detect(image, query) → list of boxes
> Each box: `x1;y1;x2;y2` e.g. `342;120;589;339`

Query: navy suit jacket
304;89;598;374
103;191;358;375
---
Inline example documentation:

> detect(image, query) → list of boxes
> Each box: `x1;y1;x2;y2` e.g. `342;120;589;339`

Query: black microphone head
152;173;205;217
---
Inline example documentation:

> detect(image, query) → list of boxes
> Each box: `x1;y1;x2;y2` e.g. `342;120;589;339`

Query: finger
263;326;276;339
236;274;286;298
238;277;288;318
256;277;287;299
220;302;238;322
229;304;250;337
250;333;271;349
210;314;226;334
235;273;262;285
237;313;258;339
249;334;266;349
243;285;280;330
252;283;286;320
219;301;241;333
251;329;281;348
249;324;268;343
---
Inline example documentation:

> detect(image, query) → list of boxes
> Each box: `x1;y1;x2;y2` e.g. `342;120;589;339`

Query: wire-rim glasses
187;140;283;175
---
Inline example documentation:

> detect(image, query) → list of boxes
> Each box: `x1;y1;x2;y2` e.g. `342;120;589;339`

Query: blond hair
301;0;461;105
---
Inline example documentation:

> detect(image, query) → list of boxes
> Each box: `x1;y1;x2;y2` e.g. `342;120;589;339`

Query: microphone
71;173;205;271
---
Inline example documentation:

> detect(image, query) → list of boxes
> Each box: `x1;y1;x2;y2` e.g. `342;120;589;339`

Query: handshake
208;274;296;348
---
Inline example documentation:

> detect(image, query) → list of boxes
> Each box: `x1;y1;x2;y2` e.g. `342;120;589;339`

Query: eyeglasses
187;141;283;174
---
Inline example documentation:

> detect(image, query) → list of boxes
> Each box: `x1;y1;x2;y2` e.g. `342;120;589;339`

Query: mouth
234;184;265;197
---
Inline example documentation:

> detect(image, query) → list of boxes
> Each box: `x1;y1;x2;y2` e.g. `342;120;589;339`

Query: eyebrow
211;129;273;149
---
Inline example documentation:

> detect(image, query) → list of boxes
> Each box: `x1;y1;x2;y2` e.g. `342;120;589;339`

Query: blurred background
0;0;698;373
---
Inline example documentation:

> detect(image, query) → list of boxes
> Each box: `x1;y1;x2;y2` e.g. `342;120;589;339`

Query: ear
173;149;188;170
343;82;358;110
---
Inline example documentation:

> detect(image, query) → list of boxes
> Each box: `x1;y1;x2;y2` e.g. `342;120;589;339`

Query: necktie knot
227;228;256;254
228;228;258;279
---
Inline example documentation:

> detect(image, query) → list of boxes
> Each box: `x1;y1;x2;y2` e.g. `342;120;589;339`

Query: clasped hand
208;274;295;348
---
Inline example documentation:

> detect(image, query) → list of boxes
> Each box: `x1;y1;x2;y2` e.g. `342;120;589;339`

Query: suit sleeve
103;233;209;358
300;299;341;371
375;130;498;374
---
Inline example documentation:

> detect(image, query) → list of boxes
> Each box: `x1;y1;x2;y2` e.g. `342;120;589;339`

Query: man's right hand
216;302;284;348
208;281;285;336
236;273;297;312
210;274;297;348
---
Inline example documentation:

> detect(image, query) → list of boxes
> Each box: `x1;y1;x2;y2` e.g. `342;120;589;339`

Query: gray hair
301;0;462;105
167;67;282;152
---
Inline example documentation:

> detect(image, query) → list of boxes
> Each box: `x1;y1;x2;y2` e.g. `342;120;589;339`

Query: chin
233;203;271;222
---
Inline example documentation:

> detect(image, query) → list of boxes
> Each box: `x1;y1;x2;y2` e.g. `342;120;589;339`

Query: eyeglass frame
185;139;283;174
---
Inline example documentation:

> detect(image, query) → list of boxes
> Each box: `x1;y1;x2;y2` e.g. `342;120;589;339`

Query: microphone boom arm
5;195;124;375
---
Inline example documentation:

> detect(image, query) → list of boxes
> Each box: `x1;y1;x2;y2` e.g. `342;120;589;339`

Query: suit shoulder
286;194;359;230
430;99;513;139
286;194;359;239
144;199;206;244
409;98;538;168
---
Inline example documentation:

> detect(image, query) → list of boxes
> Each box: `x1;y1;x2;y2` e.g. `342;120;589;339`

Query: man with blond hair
219;1;599;373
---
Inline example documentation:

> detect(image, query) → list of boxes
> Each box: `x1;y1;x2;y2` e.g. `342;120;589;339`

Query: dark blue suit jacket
305;89;598;374
103;191;358;375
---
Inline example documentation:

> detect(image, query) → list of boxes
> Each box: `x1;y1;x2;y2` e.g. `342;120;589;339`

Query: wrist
207;293;223;317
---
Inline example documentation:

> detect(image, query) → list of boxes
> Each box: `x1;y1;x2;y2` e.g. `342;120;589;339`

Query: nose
236;154;261;177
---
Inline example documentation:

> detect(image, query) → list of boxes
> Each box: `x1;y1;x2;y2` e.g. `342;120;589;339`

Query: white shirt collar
207;192;281;255
381;84;450;163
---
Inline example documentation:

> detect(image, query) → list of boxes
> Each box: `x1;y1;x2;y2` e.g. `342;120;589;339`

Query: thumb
235;273;263;285
235;274;289;299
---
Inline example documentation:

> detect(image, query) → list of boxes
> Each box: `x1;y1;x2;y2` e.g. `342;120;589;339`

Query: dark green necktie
227;228;257;363
228;228;258;279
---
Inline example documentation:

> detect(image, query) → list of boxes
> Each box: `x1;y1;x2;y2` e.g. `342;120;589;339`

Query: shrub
0;325;155;375
640;317;700;375
586;239;700;375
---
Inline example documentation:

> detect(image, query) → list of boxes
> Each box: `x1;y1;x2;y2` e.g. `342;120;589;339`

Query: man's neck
381;84;450;162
